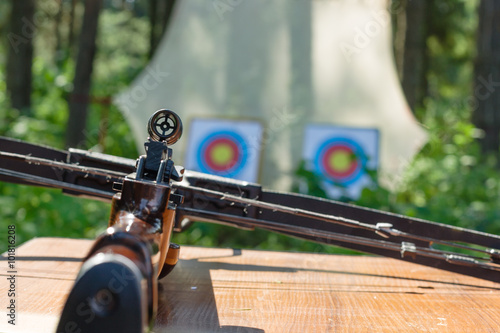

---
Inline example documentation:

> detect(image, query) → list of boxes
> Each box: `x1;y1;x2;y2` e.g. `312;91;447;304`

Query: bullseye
322;145;358;178
315;138;365;185
197;131;247;176
204;138;239;171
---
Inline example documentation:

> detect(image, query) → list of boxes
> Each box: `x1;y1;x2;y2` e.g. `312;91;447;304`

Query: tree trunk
400;0;428;112
148;0;176;59
67;0;78;58
65;0;103;148
6;0;35;113
473;0;500;156
148;0;158;60
54;0;64;68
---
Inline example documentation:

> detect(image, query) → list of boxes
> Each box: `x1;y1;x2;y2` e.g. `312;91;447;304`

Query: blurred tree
65;0;103;148
148;0;158;59
53;0;64;68
6;0;35;113
67;0;78;58
399;0;428;112
473;0;500;156
148;0;176;59
391;0;405;77
393;0;478;119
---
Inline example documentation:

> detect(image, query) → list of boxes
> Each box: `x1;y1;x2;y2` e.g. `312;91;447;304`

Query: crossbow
0;110;499;332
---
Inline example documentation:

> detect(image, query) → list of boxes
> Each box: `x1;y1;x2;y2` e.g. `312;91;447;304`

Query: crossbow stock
1;110;499;332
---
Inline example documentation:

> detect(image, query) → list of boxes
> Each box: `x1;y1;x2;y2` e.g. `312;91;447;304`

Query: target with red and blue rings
197;131;248;177
314;137;367;185
303;124;379;199
185;118;263;182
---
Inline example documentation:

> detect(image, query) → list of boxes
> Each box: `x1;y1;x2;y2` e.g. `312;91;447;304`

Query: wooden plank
1;238;499;332
0;238;93;333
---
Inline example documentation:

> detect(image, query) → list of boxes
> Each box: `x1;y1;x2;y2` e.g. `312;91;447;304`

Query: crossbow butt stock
56;110;184;332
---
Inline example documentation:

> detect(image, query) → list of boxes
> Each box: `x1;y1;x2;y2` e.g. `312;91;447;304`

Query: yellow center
211;144;234;166
329;151;352;172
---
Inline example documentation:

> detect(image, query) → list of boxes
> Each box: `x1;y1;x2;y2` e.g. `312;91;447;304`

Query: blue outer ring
197;131;248;177
314;137;366;186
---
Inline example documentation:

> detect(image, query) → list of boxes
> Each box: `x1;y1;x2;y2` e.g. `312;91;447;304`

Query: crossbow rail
1;136;499;284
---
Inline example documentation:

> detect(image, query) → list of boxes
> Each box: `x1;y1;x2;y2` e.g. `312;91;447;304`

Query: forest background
1;0;500;254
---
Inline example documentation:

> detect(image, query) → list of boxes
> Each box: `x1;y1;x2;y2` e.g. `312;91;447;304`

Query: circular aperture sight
147;109;183;144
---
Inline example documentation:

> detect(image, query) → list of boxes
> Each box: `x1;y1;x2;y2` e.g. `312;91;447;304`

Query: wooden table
1;237;499;332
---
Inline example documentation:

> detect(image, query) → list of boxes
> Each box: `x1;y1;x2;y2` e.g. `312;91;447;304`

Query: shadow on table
155;249;270;332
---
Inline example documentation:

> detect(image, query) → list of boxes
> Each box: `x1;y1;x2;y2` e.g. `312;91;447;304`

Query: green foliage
291;160;328;199
360;98;500;236
424;0;478;112
0;8;146;253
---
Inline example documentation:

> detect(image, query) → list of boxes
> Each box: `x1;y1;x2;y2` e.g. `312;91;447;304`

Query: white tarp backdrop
114;0;427;191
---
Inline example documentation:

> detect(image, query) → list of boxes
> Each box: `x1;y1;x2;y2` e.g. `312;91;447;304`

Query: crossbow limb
1;110;499;332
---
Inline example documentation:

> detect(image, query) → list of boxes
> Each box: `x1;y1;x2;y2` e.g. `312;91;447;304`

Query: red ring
321;145;358;179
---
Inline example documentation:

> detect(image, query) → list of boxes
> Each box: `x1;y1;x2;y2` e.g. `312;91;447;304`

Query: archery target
303;125;379;199
185;118;263;182
198;131;247;175
316;137;366;185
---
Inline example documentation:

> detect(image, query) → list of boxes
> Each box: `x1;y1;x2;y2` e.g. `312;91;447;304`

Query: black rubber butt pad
56;253;146;333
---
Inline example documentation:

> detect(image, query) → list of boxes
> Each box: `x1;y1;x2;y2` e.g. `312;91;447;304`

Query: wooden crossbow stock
0;110;499;332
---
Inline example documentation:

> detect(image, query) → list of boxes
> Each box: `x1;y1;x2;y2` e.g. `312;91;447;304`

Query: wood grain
1;237;499;332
